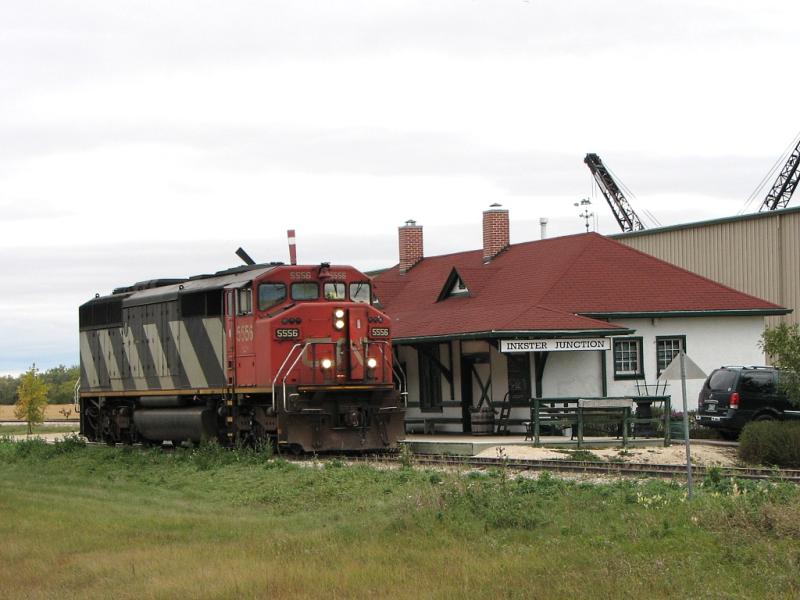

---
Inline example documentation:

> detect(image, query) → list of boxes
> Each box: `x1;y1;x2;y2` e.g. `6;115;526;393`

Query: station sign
500;338;611;353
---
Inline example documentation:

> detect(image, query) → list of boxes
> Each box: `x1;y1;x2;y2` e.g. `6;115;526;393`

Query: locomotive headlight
367;357;378;369
334;308;345;319
334;319;346;330
321;358;333;370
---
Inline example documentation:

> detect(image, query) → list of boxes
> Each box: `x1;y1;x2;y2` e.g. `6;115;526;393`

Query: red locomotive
78;260;405;451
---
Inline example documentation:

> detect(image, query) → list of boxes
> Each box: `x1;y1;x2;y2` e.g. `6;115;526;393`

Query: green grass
0;424;79;436
0;437;799;599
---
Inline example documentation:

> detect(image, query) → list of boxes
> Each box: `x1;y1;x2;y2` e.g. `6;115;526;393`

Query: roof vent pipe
540;217;548;240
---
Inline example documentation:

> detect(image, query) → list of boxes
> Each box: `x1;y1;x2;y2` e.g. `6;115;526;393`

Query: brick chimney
482;204;509;262
399;220;423;274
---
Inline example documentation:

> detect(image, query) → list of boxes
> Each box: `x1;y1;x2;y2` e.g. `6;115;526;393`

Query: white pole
680;349;694;498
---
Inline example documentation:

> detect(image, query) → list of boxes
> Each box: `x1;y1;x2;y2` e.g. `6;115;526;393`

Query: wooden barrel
471;406;495;435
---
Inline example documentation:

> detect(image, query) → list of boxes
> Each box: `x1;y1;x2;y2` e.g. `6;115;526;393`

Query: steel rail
407;454;800;482
71;441;800;483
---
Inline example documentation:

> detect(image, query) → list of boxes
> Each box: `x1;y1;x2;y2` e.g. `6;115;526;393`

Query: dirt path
476;443;739;467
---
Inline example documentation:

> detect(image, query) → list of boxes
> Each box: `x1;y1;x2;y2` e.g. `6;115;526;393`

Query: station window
291;282;319;301
238;287;252;315
349;282;371;304
258;283;286;311
656;336;686;376
506;353;531;404
323;282;346;300
613;337;643;380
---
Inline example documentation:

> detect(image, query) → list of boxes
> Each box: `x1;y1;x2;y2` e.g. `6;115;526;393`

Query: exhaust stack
235;247;256;266
288;229;297;265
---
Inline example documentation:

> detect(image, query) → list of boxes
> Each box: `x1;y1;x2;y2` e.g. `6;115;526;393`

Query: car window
739;371;774;394
707;369;737;392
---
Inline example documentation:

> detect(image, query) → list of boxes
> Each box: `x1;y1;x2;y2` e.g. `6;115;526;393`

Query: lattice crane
759;137;800;212
584;153;646;233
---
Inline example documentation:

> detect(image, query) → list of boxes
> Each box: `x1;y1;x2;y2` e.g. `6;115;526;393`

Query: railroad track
405;454;800;482
53;440;800;483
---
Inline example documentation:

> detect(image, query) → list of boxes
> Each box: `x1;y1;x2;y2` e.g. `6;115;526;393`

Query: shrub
739;421;800;468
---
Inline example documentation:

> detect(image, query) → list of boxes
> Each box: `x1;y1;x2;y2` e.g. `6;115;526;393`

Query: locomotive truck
78;261;405;452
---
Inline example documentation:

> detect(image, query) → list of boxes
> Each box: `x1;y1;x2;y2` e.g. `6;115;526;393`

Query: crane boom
584;153;646;232
759;138;800;212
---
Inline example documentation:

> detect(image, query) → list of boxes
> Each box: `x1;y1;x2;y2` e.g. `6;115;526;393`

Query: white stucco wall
604;315;766;411
540;351;604;398
397;314;766;431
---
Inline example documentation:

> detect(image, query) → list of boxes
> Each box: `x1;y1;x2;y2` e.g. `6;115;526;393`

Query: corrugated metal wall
613;207;800;328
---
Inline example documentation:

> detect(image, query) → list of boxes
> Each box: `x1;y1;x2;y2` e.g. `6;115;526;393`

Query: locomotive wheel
83;405;100;441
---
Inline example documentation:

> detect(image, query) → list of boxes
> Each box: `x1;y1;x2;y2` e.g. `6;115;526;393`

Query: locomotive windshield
258;283;286;310
350;282;370;304
323;282;346;300
291;282;319;300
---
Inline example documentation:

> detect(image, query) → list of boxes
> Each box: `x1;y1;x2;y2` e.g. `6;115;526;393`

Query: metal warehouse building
612;206;800;329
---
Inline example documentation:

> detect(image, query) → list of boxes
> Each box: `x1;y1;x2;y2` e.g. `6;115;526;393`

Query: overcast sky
2;0;799;374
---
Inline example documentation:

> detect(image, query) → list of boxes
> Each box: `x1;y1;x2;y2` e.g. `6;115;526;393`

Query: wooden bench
528;398;634;446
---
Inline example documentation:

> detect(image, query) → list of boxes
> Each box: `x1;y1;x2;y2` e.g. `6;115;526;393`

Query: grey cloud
0;120;777;206
1;0;788;105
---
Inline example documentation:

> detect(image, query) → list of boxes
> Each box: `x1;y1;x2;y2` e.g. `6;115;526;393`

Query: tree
41;364;80;404
0;375;19;405
14;364;50;435
760;323;800;407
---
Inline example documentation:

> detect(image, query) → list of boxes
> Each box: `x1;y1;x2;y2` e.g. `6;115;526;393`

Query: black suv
696;366;795;439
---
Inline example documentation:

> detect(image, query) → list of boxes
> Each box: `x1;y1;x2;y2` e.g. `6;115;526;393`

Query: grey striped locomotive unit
78;262;405;452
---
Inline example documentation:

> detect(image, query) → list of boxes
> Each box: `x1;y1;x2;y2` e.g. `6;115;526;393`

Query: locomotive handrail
281;342;339;413
364;340;392;386
73;379;81;414
275;339;401;413
282;349;308;412
366;340;406;406
393;360;408;407
272;342;307;412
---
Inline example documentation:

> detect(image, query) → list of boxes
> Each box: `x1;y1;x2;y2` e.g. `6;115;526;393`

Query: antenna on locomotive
235;247;256;266
287;229;297;265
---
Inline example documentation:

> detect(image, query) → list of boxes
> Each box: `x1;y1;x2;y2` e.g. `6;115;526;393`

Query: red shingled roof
374;232;787;341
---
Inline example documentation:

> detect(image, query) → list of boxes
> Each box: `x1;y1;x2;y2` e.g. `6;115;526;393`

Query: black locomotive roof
122;264;281;308
82;263;283;309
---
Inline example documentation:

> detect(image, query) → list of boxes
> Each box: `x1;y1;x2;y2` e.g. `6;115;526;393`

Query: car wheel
754;414;777;422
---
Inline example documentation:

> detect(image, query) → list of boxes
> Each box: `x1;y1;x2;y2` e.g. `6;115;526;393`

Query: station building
373;207;789;433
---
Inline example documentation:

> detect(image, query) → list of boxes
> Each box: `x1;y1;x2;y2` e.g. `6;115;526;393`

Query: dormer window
437;268;470;301
448;276;469;297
